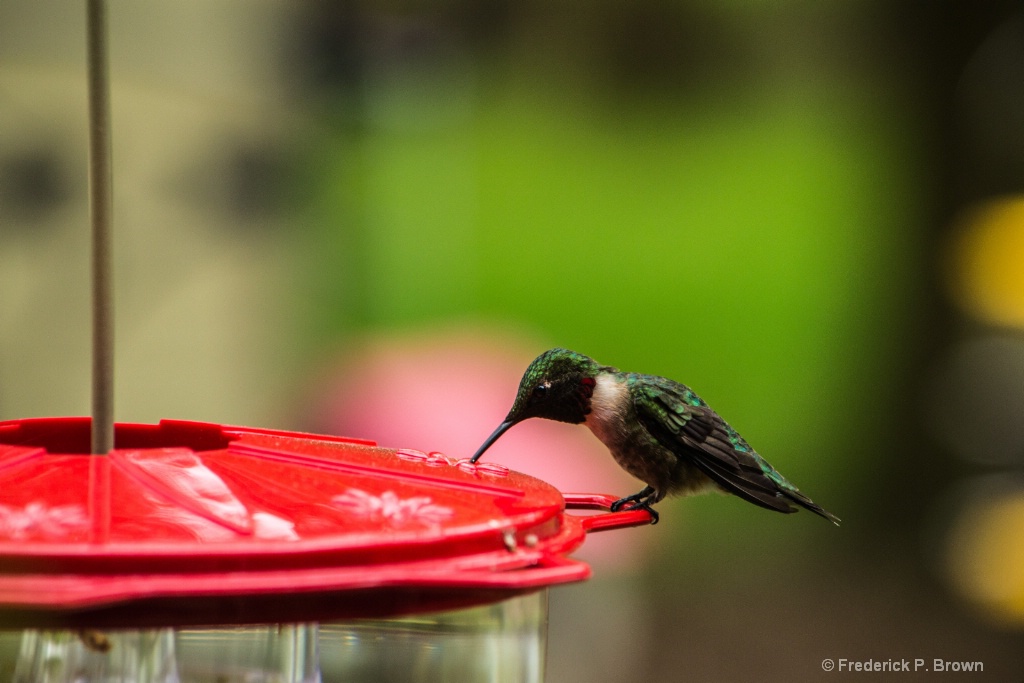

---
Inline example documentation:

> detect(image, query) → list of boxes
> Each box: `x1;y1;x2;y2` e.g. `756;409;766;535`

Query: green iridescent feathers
520;348;605;383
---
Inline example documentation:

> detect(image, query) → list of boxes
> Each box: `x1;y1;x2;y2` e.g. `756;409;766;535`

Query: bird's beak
469;421;515;463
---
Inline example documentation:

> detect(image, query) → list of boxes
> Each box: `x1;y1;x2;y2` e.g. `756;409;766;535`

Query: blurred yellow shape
947;492;1024;625
950;196;1024;327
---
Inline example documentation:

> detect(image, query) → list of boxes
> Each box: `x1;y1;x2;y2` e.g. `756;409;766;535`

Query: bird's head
469;348;605;463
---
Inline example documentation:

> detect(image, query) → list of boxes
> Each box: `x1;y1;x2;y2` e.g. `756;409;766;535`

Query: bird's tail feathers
782;488;841;525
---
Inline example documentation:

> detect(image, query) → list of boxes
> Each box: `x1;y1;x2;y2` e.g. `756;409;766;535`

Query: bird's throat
584;373;629;444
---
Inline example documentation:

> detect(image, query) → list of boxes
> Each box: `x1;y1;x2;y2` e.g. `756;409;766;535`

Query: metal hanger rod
87;0;114;454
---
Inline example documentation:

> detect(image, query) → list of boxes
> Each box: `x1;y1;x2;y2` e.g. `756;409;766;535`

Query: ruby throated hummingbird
470;348;839;525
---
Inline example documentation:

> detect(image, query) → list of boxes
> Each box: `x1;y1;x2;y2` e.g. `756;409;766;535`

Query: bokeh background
2;0;1024;680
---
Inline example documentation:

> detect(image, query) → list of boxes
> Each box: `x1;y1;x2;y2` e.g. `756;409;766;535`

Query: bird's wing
629;375;801;515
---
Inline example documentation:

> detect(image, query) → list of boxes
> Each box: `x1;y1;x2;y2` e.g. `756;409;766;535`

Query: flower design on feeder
395;449;510;477
332;488;454;528
0;503;89;540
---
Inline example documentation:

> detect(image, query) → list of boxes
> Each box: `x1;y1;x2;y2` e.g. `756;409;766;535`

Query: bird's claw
610;489;660;524
609;497;634;513
627;501;659;524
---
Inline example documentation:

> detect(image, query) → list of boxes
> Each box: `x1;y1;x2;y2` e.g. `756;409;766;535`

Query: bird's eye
532;382;549;398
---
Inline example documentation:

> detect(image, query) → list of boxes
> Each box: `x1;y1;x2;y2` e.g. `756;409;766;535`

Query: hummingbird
470;348;839;525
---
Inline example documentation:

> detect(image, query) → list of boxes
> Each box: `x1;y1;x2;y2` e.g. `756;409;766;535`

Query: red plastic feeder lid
0;417;649;628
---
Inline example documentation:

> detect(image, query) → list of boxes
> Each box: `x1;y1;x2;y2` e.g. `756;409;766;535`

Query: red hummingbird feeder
0;416;649;680
0;2;652;680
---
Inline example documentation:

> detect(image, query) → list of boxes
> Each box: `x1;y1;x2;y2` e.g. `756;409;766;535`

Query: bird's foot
610;487;660;525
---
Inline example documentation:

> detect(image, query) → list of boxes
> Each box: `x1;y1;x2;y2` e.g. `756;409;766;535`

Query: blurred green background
3;0;1024;680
